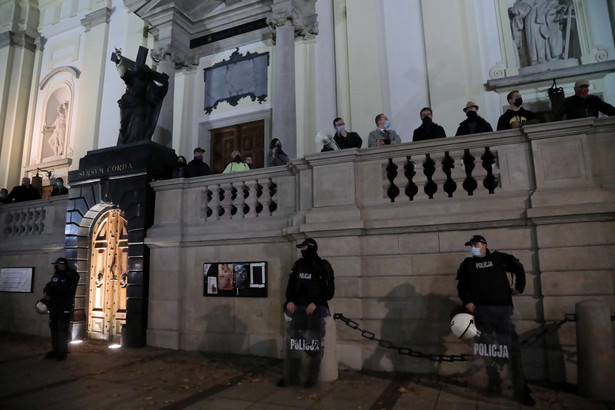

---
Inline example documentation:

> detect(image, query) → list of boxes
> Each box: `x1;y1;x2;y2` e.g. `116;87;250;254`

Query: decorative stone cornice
39;66;81;90
0;31;38;52
150;45;198;70
267;0;318;40
80;7;113;32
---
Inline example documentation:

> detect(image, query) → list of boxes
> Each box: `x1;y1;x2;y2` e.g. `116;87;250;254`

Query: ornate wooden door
88;209;128;342
210;120;264;173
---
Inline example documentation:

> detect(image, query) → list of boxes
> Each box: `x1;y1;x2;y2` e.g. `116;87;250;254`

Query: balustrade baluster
442;151;457;198
462;149;478;196
404;156;418;201
386;158;400;202
269;180;278;214
423;154;437;199
244;180;259;218
208;185;221;220
219;183;233;219
231;182;246;219
481;147;498;194
259;179;271;216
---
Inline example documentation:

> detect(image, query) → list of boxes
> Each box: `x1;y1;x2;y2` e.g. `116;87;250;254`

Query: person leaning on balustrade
5;177;41;203
332;117;363;149
367;113;402;147
267;138;290;167
412;107;447;141
0;188;9;204
497;90;536;130
455;102;493;136
556;79;615;121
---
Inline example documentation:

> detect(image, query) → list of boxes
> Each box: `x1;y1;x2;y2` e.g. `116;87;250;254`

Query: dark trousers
474;305;526;399
284;306;328;385
49;310;72;356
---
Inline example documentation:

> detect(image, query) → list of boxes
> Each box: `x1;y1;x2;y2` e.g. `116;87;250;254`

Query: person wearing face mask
367;113;402;147
267;138;290;167
332;117;363;149
172;155;187;178
497;90;536;130
455;102;493;136
0;188;9;204
456;235;534;406
280;238;335;388
184;147;211;178
223;150;250;173
50;177;69;196
556;79;615;121
412;107;447;142
41;257;80;361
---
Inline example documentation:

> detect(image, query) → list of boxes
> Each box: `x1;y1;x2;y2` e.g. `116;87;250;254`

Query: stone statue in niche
42;101;69;156
508;0;579;72
111;47;169;146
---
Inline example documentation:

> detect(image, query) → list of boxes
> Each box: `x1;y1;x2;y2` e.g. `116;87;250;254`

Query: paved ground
0;332;613;410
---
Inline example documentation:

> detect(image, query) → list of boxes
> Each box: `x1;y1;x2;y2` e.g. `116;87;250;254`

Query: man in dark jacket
42;257;80;361
456;101;493;136
456;234;534;406
6;177;41;202
497;90;536;130
413;107;446;141
556;79;615;120
281;238;335;387
333;117;363;149
184;147;212;177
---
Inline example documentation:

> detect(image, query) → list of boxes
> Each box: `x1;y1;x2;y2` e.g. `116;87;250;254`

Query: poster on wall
203;262;267;298
0;267;34;293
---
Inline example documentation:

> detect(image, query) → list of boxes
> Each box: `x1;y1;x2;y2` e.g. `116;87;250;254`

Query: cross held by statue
110;46;168;84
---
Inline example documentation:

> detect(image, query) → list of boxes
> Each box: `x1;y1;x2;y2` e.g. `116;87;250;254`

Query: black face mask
466;110;478;119
422;116;433;125
177;160;186;166
233;155;242;163
513;98;523;107
301;248;317;259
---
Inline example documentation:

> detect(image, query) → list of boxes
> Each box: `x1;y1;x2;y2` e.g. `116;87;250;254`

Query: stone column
267;0;318;160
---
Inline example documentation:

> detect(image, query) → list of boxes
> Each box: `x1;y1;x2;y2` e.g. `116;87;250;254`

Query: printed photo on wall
203;262;268;298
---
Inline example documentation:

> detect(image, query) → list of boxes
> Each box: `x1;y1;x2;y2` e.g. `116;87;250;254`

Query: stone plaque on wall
203;48;269;114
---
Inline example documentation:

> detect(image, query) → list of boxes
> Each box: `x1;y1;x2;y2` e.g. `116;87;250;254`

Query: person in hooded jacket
41;257;80;361
281;238;335;387
222;150;250;173
412;107;447;142
455;101;493;136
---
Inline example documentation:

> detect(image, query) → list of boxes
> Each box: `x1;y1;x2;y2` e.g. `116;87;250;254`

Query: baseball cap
464;235;487;246
193;147;205;153
574;79;589;88
296;238;318;250
51;257;68;265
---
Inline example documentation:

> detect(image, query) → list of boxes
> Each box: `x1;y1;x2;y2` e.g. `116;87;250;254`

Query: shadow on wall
198;304;248;353
363;283;460;374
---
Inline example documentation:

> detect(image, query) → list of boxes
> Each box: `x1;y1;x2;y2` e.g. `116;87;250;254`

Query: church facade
1;0;615;387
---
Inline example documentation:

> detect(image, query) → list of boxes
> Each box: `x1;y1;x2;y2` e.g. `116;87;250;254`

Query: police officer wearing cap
556;79;615;120
456;235;534;406
281;238;335;387
42;257;79;361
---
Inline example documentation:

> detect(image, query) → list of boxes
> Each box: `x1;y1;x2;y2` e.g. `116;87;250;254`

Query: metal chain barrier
333;313;474;362
333;312;608;363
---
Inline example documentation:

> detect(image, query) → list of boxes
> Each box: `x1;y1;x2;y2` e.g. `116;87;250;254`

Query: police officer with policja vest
456;235;535;406
281;238;335;388
41;257;80;361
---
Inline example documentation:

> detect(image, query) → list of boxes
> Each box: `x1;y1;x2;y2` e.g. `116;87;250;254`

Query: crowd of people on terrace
4;78;614;203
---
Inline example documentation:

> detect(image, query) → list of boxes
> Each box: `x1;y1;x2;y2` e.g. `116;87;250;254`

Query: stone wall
1;118;614;384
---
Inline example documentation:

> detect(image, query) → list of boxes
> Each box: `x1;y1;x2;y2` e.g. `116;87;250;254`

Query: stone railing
0;196;68;244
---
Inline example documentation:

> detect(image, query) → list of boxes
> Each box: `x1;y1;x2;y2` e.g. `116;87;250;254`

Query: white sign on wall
0;268;34;293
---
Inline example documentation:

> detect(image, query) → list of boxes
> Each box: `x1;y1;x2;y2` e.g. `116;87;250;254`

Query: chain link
333;313;475;362
333;312;584;363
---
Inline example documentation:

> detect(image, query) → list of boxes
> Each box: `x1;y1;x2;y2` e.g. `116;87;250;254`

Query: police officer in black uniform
456;235;534;406
42;257;79;361
281;238;335;387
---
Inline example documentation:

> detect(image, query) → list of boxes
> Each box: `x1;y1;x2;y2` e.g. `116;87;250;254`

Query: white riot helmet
35;299;49;314
450;312;480;341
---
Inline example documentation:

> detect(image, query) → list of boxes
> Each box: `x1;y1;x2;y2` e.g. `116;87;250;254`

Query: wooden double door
210;120;264;173
88;209;128;342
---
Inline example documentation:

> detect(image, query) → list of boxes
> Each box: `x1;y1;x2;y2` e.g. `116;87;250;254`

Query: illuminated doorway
87;209;128;342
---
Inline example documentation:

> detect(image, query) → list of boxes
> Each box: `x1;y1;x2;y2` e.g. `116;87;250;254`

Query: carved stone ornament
150;46;197;70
